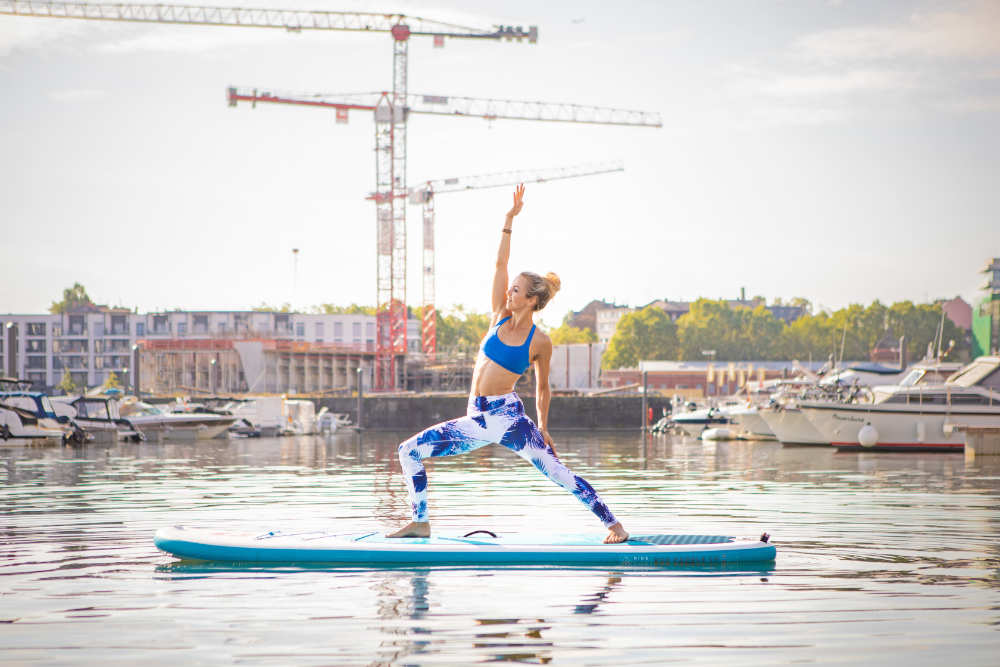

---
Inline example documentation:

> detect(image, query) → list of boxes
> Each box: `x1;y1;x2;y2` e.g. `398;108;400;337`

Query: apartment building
1;305;420;391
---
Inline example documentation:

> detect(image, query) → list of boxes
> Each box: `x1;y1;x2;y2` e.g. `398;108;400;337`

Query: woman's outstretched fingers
508;184;525;218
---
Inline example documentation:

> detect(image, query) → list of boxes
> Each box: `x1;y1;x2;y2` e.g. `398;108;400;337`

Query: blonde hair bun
543;272;562;295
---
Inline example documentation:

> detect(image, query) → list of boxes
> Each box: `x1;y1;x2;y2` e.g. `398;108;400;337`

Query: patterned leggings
397;392;618;527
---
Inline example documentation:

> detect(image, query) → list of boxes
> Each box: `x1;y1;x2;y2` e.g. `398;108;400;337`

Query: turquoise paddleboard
154;526;775;566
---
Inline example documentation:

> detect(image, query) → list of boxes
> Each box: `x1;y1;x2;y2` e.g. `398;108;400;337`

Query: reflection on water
2;431;999;665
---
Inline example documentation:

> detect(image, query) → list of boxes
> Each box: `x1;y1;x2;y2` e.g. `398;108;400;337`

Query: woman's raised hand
506;183;525;219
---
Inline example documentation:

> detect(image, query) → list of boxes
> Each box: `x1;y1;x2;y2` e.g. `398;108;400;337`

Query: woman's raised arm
491;184;525;316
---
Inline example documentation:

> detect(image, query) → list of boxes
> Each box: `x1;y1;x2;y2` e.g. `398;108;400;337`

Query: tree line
600;299;966;369
45;284;965;368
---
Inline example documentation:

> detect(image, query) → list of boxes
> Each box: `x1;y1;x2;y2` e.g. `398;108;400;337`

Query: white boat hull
128;415;236;441
799;402;1000;451
759;407;829;446
0;409;65;447
727;408;776;440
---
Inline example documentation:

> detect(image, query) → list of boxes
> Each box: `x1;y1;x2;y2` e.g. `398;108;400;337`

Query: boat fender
463;530;498;538
858;422;878;448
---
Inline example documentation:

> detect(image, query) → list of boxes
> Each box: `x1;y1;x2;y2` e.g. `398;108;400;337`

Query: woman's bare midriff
470;354;521;397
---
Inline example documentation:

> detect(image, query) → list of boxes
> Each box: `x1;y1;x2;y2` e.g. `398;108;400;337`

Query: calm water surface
2;431;999;665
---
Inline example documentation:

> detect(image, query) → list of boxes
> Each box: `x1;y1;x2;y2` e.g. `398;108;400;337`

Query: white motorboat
759;406;829;446
0;403;67;446
119;400;237;441
0;391;89;445
669;406;733;437
725;404;776;440
318;409;353;433
223;396;285;437
798;357;1000;452
762;360;963;447
50;395;144;444
284;399;318;435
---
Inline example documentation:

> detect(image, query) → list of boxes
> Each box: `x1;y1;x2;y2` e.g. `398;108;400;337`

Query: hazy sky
2;0;998;326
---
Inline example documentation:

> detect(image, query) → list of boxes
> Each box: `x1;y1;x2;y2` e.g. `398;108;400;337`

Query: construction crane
1;1;537;391
227;88;662;386
406;162;626;359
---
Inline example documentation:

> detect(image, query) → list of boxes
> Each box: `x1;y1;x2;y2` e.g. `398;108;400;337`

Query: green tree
602;306;678;369
102;371;122;391
777;310;837;361
253;302;292;312
57;369;78;395
549;323;597;345
50;283;94;314
675;299;784;361
436;306;493;354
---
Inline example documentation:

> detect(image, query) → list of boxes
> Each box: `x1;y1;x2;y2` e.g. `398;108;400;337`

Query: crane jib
0;1;537;41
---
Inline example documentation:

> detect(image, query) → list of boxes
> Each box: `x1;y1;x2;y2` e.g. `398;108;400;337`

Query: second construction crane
407;162;626;359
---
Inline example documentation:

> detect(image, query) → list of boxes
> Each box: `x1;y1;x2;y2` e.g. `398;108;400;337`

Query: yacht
797;357;1000;452
761;360;962;447
118;400;237;441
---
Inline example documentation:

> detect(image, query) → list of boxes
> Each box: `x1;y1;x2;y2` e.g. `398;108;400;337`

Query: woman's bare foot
386;521;431;538
604;522;629;544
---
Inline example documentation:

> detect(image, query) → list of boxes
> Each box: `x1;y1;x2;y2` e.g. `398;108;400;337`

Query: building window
366;322;375;340
26;356;46;369
352;322;362;341
193;315;209;334
334;322;343;339
27;339;46;353
27;322;46;336
296;323;305;337
110;315;128;335
68;315;86;336
315;322;324;339
136;322;145;337
152;316;168;334
177;322;187;336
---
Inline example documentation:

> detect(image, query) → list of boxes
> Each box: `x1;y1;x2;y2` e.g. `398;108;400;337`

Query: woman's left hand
541;429;558;457
506;183;525;218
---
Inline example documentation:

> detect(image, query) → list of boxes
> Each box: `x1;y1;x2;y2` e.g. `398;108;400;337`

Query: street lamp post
131;344;141;397
355;367;363;431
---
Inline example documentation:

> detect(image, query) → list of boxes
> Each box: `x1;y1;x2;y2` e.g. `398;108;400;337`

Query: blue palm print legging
398;392;618;527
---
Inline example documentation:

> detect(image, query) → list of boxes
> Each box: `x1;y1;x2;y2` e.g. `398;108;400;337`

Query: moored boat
119;400;237;441
798;357;1000;452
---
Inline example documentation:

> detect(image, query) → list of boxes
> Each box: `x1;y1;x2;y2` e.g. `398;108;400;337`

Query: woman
388;184;629;544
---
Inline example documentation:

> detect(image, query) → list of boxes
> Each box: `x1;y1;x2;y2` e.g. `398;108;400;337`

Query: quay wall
316;395;648;431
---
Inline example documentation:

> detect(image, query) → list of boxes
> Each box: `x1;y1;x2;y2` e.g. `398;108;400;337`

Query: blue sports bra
481;316;536;375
